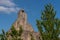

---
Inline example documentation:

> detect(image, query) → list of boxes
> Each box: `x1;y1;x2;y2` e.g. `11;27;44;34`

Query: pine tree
36;4;60;40
0;29;7;40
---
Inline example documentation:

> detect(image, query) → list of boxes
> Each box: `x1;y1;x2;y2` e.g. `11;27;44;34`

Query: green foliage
19;26;23;36
0;29;7;40
16;26;23;40
11;26;18;36
30;33;35;40
36;4;60;40
10;25;23;40
0;25;23;40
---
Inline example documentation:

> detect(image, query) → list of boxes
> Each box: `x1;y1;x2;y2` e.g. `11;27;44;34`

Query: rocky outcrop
9;9;40;40
13;9;34;32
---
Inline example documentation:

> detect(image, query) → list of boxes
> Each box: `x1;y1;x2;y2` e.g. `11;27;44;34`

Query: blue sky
0;0;60;33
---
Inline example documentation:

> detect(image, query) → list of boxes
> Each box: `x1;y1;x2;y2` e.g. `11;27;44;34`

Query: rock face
13;9;34;32
10;9;40;40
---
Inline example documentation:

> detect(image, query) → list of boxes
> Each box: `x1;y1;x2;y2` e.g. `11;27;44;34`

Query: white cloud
0;6;20;13
0;0;15;7
0;0;20;13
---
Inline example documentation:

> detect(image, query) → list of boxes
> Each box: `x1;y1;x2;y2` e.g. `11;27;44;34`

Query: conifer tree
0;29;7;40
36;4;60;40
